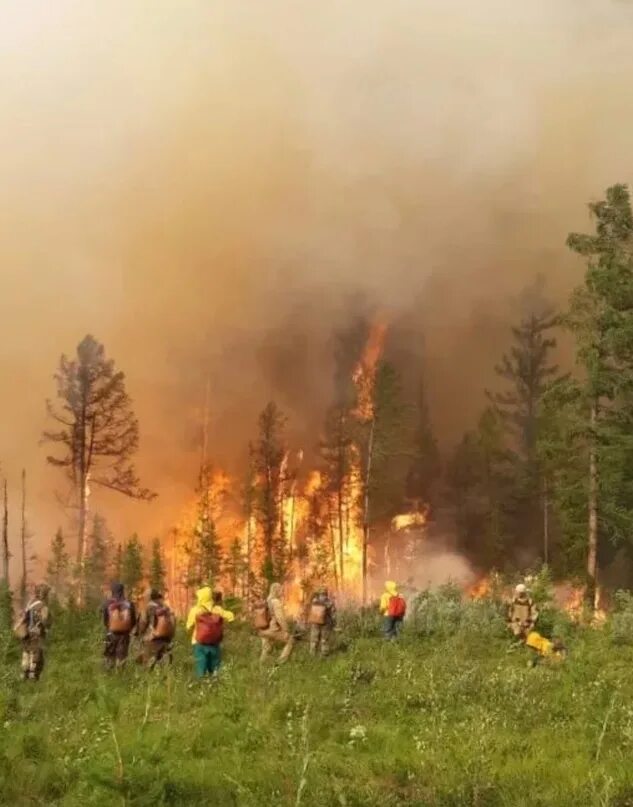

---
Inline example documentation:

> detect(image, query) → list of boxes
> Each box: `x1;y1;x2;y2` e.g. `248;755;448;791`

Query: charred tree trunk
20;469;27;605
587;400;599;608
2;479;8;585
362;419;375;606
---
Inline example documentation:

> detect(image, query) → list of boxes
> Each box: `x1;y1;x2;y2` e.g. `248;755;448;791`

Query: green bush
409;583;506;639
612;590;633;645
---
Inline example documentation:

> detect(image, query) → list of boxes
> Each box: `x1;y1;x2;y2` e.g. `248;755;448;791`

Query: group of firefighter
14;577;559;682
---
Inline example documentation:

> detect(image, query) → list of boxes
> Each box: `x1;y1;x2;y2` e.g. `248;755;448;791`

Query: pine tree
149;538;166;593
113;543;123;581
46;528;70;601
42;335;155;574
224;537;246;597
252;402;287;583
192;465;223;587
405;374;441;509
540;184;633;599
85;514;112;604
121;535;144;599
447;408;515;568
487;305;559;560
319;405;354;585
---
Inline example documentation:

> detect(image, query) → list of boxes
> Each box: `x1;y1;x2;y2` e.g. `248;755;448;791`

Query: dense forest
2;184;633;618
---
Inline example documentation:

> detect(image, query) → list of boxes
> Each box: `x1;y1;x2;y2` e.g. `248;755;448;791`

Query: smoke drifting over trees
1;1;633;558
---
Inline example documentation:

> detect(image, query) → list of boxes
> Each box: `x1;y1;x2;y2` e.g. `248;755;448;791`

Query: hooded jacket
186;586;235;645
379;581;399;615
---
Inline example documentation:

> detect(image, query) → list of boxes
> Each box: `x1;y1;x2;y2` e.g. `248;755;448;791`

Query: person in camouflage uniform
308;586;336;658
507;583;538;640
20;583;52;681
136;589;174;670
259;583;295;664
102;582;137;670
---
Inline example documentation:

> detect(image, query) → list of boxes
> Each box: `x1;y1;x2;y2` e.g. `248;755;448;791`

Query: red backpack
195;609;224;645
388;595;406;619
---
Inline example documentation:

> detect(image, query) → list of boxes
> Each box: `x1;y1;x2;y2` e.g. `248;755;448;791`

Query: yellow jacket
186;586;235;645
379;581;398;615
526;631;561;658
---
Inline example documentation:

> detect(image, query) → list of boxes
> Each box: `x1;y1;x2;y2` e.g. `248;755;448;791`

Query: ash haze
1;0;633;568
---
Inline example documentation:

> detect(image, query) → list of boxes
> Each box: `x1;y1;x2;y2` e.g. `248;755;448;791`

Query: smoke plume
1;1;633;563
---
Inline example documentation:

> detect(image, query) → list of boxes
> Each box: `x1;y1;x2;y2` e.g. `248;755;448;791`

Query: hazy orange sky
1;1;633;569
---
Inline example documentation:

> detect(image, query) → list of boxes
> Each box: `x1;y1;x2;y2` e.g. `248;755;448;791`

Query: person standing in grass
308;585;337;658
507;583;538;640
136;589;175;670
102;581;137;670
380;580;406;640
16;583;52;681
186;586;235;678
258;582;295;664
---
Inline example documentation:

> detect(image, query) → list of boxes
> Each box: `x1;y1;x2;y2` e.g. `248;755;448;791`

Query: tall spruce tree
121;535;144;599
192;465;223;587
487;306;559;560
447;408;515;568
252;402;287;583
149;537;166;593
85;514;112;604
42;335;155;573
46;528;70;601
405;375;441;509
540;184;633;600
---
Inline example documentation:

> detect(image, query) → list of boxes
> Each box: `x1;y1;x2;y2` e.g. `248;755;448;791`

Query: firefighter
17;583;52;681
136;589;175;670
507;583;538;640
102;582;137;670
258;582;295;664
307;586;336;657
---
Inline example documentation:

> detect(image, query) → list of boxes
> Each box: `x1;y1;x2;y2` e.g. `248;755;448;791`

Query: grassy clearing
2;601;633;806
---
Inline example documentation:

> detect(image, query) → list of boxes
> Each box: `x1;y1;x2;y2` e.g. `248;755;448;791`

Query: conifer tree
121;535;144;599
540;184;633;599
149;537;166;593
405;375;441;509
46;528;70;601
42;335;155;573
85;513;112;604
252;402;287;583
192;465;223;587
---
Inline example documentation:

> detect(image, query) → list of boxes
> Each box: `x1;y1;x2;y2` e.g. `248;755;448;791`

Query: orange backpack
108;601;133;634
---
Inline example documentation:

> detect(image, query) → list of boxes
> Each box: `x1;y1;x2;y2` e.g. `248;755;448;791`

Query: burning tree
252;401;287;584
191;465;224;587
42;335;155;583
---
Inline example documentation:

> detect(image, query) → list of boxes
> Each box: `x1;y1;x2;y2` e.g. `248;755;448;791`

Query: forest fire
163;321;387;612
468;575;492;600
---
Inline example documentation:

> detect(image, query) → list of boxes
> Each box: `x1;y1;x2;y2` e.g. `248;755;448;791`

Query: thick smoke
1;1;633;565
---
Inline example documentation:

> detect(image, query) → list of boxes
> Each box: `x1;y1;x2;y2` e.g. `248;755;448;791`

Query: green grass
2;608;633;806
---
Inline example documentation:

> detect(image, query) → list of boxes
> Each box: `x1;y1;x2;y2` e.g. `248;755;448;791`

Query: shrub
612;590;633;645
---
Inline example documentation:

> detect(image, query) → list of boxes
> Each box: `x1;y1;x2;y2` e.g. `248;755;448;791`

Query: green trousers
193;643;222;677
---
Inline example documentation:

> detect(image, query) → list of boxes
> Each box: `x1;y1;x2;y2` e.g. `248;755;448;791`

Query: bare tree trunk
362;419;375;606
20;469;27;605
2;479;9;585
587;400;599;608
77;472;90;597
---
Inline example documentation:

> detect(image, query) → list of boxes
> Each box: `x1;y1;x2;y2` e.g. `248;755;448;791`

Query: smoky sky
1;0;633;564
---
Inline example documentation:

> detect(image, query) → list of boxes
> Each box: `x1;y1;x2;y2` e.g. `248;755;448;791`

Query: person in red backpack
102;582;137;669
186;586;234;678
379;581;406;640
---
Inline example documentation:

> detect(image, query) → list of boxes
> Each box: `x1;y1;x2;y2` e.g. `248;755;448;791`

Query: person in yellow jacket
525;630;566;665
186;586;235;678
379;581;406;640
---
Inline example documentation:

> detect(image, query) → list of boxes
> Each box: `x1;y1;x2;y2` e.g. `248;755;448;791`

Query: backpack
388;595;406;619
252;600;270;630
195;609;223;645
308;602;328;626
13;613;29;640
108;600;133;634
152;606;175;640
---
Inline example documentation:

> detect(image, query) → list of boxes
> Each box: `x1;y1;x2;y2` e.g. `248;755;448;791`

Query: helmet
515;583;527;595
